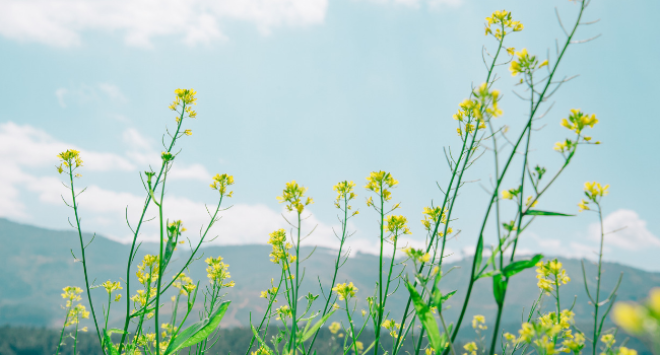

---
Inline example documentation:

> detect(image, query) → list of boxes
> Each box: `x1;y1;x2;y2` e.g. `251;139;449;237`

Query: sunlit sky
1;0;658;270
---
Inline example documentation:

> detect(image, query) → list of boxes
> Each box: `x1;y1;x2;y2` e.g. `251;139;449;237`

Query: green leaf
301;309;337;342
105;328;127;335
492;274;508;307
440;290;457;304
502;254;544;278
476;270;501;280
524;210;575;217
405;281;446;352
250;323;275;355
473;237;484;279
164;301;231;355
103;330;120;355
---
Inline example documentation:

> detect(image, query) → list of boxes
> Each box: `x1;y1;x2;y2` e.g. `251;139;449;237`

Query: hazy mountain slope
1;217;658;335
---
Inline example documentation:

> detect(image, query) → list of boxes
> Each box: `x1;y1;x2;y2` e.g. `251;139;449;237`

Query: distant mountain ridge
1;217;658;335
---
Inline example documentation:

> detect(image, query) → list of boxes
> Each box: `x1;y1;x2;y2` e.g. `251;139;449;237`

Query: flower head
101;280;123;294
484;10;523;40
210;173;235;197
57;149;83;174
277;180;311;214
333;282;359;301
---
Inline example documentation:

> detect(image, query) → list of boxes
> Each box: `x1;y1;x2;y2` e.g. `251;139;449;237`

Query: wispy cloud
0;0;328;48
588;209;660;251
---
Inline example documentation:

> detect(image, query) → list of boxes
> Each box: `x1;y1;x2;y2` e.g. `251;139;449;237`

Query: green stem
155;166;168;355
118;104;187;353
374;187;386;355
68;167;105;353
592;203;604;355
55;306;71;355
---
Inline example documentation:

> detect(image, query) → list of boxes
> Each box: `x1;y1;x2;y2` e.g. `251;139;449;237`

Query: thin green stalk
592;203;604;355
289;211;303;353
118;104;187;353
373;188;386;355
55;307;71;355
346;299;360;355
306;193;351;353
68;167;105;353
155;167;168;355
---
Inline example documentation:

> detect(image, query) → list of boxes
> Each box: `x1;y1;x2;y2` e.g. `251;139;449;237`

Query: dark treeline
0;325;432;355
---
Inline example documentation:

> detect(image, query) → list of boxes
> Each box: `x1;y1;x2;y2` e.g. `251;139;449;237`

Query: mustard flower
382;319;401;338
329;321;341;334
65;304;90;327
277;180;311;213
463;342;478;355
205;256;233;286
484;10;523;40
57;149;83;174
101;280;122;294
385;215;411;236
333;282;359;301
560;109;599;135
510;48;545;76
402;247;431;264
365;171;398;203
472;315;487;330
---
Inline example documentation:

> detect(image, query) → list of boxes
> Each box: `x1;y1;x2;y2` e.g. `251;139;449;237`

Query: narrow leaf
492;274;508;307
405;281;446;352
104;330;120;355
502;254;543;278
525;210;574;217
250;323;275;355
301;309;337;342
164;301;230;354
473;237;484;279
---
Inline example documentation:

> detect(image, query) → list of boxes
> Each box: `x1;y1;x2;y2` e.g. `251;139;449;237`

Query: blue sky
1;0;658;270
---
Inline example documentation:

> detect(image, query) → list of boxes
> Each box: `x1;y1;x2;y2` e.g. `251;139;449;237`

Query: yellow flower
205;256;232;285
472;315;487;330
382;319;401;338
484;10;523;39
275;305;292;320
333;282;359;301
612;302;646;334
578;199;590;212
210;173;235;196
183;129;192;136
560;109;599;135
329;321;341;334
277;180;311;213
101;280;123;294
365;171;398;203
385;215;411;236
502;190;513;200
463;342;478;355
57;149;84;172
584;181;609;201
618;347;637;355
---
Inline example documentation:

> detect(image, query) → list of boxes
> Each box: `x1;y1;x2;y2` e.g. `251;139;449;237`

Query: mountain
0;218;657;345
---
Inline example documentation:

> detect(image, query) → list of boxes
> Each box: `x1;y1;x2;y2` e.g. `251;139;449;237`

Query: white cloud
0;0;328;48
98;83;128;103
588;209;660;251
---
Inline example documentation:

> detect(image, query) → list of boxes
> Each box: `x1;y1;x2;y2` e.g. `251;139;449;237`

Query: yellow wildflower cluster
474;82;503;118
205;256;234;287
402;247;431;264
484;10;523;39
560;109;598;135
472;315;487;330
501;185;521;200
172;272;196;295
382;319;401;338
421;206;447;232
101;280;122;294
136;254;160;286
365;171;398;202
210;173;235;197
267;229;293;265
251;345;271;355
453;99;486;136
260;285;279;301
385;215;411;239
169;88;197;112
613;288;660;341
277;180;313;214
578;181;609;212
510;49;548;77
276;305;293;320
516;310;579;355
536;259;570;293
332;282;359;301
333;180;359;216
65;304;90;327
329;321;341;334
463;342;478;355
61;286;83;307
57;149;83;175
